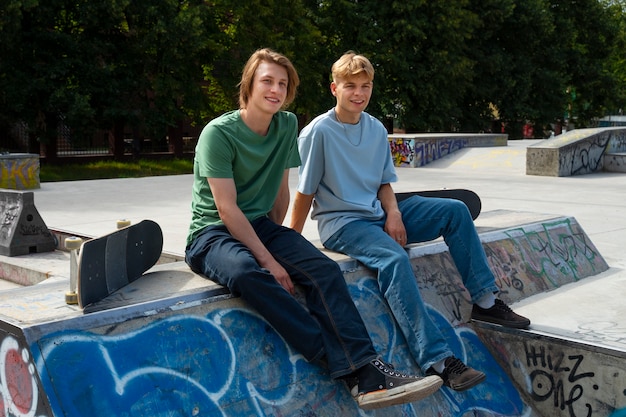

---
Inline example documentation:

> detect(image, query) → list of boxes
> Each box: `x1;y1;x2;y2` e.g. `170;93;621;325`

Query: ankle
475;292;496;309
431;358;446;374
356;362;385;393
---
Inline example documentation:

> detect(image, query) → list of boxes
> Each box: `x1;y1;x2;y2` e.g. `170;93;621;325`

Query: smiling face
331;72;373;124
246;61;289;117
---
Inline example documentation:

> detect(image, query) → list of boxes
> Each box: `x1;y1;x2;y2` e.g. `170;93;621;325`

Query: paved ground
2;138;625;416
25;139;626;263
3;139;626;307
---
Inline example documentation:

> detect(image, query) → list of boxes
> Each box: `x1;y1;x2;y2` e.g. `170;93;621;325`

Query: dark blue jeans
185;216;377;379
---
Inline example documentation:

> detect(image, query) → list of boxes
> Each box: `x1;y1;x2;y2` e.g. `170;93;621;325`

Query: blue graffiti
348;277;526;416
30;276;527;416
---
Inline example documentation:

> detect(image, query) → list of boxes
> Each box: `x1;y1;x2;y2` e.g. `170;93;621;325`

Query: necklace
335;109;363;146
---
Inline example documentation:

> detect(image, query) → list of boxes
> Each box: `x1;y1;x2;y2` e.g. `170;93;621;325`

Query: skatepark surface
3;138;626;335
1;138;626;416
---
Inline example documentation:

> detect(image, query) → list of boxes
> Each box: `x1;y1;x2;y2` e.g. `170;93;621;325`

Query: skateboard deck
77;219;163;309
395;189;482;220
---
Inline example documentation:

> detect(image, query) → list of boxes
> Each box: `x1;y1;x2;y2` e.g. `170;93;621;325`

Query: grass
40;158;194;182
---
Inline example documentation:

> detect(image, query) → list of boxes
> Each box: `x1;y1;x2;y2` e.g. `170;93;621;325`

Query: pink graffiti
0;336;41;417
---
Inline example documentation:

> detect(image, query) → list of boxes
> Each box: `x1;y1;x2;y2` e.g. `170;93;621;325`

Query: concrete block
526;128;626;177
389;133;507;167
0;190;56;256
0;153;41;189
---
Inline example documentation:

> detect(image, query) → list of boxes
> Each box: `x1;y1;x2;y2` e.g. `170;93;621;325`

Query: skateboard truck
65;236;83;305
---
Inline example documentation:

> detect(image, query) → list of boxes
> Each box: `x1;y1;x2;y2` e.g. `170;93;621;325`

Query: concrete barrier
388;133;508;167
526;128;626;176
476;325;626;417
0;153;41;189
0;190;56;257
0;210;618;416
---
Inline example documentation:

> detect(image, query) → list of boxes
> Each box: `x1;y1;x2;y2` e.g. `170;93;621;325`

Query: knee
389;248;411;265
446;198;472;222
224;258;264;289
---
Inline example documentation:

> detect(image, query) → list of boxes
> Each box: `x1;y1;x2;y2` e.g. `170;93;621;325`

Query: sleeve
380;122;398;184
285;112;301;169
297;122;325;195
196;124;234;179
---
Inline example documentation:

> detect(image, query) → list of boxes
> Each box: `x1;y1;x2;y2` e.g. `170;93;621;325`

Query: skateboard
395;189;482;220
77;219;163;309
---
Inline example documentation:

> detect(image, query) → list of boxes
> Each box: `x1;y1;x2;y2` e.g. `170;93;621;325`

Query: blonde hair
331;52;375;82
238;48;300;109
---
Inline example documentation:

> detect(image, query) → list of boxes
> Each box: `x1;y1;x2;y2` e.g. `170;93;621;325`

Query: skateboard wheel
117;219;131;229
65;236;83;250
65;291;78;305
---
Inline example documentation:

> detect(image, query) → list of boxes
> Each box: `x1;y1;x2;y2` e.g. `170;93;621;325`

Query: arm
208;177;295;294
290;191;314;233
268;169;291;225
378;183;407;246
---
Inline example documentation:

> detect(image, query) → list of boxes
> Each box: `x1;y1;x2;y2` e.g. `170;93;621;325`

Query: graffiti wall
25;276;527;417
0;154;40;190
0;214;614;416
389;137;469;167
559;134;610;176
388;134;507;168
527;127;626;176
0;332;53;416
477;330;626;417
407;215;608;321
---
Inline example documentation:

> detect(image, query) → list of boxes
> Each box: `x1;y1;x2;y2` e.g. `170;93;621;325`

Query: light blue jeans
324;195;499;371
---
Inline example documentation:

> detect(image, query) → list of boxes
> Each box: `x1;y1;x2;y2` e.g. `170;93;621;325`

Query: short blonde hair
331;52;375;83
238;48;300;109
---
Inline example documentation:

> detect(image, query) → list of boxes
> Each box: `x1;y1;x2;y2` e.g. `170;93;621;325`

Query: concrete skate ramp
0;210;623;416
526;127;626;176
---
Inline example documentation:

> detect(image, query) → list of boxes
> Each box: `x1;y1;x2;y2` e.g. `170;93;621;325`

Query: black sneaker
350;358;443;410
427;356;485;391
472;298;531;329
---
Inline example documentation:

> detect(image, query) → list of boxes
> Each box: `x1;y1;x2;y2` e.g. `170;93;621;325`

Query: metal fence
1;120;200;158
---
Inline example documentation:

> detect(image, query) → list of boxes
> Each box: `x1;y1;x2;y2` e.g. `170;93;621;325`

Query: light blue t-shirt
297;109;397;243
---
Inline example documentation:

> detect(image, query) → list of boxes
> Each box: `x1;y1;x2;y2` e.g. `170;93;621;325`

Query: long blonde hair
238;48;300;109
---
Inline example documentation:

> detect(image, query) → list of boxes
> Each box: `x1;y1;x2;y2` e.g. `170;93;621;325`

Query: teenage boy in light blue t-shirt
291;52;531;392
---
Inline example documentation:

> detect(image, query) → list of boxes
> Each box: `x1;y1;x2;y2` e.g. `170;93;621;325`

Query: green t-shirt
187;110;301;245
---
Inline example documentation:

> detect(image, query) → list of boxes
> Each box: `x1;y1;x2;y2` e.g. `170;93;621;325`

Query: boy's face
247;61;288;115
331;72;373;119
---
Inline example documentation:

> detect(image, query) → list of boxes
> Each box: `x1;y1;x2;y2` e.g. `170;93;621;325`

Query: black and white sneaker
349;358;443;410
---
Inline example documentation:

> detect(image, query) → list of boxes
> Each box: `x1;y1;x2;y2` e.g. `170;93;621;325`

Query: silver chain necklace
335;109;363;146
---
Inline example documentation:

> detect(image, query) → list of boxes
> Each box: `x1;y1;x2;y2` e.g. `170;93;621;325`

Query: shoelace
492;299;514;312
444;358;468;376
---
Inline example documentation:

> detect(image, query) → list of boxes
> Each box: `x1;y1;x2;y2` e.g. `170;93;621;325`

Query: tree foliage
1;0;625;149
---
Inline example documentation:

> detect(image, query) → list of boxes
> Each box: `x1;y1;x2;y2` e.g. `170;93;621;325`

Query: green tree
604;0;626;114
483;0;568;137
307;0;481;132
204;0;327;127
556;0;620;127
0;0;225;155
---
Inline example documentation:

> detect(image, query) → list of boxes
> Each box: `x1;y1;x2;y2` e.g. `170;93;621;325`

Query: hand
384;211;407;246
265;261;295;295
